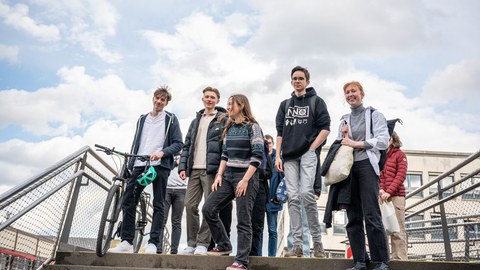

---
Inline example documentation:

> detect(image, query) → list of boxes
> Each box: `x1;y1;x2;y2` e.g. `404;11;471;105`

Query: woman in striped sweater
202;94;263;270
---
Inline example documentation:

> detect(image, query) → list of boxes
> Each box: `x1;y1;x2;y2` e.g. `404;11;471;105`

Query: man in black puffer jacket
178;87;230;255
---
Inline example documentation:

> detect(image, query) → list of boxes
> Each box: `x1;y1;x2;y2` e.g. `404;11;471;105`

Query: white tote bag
380;201;400;235
325;145;354;186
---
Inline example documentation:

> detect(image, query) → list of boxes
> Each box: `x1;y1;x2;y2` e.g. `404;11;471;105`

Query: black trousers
208;201;233;250
121;166;170;246
346;159;389;263
203;169;258;267
250;180;268;256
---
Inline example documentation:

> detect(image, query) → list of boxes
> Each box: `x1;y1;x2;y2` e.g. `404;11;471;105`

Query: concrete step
45;251;480;270
46;266;185;270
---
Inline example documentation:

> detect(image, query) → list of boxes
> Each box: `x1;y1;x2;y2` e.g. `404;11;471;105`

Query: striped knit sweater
221;122;264;169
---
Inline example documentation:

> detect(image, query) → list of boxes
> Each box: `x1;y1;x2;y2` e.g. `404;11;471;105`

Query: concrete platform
44;251;480;270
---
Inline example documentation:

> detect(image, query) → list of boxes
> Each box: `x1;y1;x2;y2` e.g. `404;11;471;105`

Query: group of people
107;65;408;270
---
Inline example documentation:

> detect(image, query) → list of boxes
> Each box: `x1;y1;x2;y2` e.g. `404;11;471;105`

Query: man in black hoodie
275;66;330;258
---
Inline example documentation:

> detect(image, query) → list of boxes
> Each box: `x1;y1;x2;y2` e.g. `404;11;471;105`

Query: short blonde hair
343;81;365;97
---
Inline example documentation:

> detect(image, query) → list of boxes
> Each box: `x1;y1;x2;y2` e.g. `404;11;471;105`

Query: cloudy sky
1;0;479;194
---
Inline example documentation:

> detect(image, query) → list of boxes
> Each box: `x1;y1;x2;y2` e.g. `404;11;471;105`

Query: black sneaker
372;262;389;270
346;262;367;270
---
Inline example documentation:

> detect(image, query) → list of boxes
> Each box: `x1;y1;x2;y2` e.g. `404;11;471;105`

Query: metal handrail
0;146;90;206
0;171;84;232
405;171;480;219
0;145;165;269
405;149;480;200
403;148;480;262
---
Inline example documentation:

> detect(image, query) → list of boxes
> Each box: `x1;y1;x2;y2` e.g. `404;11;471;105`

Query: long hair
222;94;257;138
390;131;403;148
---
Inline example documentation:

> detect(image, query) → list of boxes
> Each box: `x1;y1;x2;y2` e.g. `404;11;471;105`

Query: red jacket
380;147;408;197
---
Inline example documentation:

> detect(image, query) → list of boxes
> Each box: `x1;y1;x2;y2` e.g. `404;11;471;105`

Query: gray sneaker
284;245;303;258
313;242;326;258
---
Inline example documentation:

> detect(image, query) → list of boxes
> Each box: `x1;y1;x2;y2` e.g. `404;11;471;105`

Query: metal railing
0;146;167;269
405;149;480;262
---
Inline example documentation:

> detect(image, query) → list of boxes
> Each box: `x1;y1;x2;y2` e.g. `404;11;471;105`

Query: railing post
59;153;88;245
437;181;453;261
464;223;471;262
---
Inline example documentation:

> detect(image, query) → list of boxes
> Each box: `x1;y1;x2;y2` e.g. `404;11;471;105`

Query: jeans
184;169;214;247
158;188;186;253
121;166;170;247
208;202;233;251
250;180;268;256
266;210;278;257
203;169;258;267
346;159;389;263
284;149;322;245
287;201;311;257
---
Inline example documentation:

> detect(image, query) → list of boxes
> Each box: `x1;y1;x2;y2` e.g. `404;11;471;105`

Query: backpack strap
284;97;292;115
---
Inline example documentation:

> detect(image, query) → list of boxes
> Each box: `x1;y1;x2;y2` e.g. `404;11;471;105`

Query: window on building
328;252;345;258
333;210;347;235
430;213;457;240
461;175;480;200
405;214;425;239
405;173;423;198
429;174;454;198
464;219;480;240
318;208;327;234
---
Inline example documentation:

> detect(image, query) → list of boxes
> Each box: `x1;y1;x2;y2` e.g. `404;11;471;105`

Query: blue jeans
284;149;322;246
266;210;278;257
121;166;170;247
158;188;186;253
287;201;311;257
203;169;258;267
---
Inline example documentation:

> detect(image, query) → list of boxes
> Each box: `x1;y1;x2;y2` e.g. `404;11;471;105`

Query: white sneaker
108;240;133;253
194;245;207;255
178;246;195;255
144;243;158;254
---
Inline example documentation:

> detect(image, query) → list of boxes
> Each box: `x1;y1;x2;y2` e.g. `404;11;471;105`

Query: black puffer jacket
178;107;228;176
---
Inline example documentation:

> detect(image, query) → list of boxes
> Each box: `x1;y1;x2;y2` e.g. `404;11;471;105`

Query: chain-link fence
0;146;161;269
405;150;480;262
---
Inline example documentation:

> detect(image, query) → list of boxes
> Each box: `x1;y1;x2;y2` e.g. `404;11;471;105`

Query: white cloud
9;0;122;63
0;44;19;63
143;12;276;107
0;1;60;42
422;59;480;103
56;0;121;63
247;0;436;58
0;118;136;189
0;66;147;136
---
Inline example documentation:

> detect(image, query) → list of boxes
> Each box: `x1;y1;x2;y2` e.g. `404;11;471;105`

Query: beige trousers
389;196;408;260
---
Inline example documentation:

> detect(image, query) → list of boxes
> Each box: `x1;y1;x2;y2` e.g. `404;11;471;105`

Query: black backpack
247;124;273;181
370;109;402;171
258;138;273;181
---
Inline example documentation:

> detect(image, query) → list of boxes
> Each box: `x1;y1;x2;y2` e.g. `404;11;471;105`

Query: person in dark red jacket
380;131;408;260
